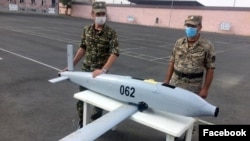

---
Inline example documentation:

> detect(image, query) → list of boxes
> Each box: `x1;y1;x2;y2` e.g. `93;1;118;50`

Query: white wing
48;76;69;83
59;104;138;141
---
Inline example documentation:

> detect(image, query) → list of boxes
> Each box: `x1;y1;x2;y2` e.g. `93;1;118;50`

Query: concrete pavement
1;12;250;141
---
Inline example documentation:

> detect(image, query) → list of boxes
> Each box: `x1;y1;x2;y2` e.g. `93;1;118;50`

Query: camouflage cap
92;1;106;13
185;15;202;26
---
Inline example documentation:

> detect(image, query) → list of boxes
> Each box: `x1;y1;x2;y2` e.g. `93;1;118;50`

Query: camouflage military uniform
169;37;215;94
77;24;119;126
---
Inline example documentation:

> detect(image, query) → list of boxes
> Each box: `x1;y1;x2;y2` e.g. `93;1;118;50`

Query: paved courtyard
1;12;250;141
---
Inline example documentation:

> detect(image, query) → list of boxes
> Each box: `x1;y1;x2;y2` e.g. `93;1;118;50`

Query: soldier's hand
163;80;169;84
61;67;68;72
199;88;208;99
58;67;68;76
92;69;106;78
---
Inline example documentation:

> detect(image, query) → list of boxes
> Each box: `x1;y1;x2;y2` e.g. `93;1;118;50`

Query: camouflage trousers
77;86;103;127
170;73;203;94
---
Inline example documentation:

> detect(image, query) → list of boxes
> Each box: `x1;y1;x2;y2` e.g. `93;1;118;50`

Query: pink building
1;0;250;36
69;4;250;36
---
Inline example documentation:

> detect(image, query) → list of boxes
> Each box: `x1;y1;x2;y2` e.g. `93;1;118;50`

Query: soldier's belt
174;69;203;79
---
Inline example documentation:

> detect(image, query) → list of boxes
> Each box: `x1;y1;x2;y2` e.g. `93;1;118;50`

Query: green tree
60;0;72;15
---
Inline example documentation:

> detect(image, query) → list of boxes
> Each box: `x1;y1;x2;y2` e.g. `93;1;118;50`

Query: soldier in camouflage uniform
62;1;119;128
164;15;216;99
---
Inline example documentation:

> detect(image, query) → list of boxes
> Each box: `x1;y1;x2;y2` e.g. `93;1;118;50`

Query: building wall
2;0;53;7
0;0;57;13
1;1;249;36
70;4;250;36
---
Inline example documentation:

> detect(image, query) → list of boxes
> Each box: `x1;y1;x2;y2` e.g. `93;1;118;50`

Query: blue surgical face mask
185;27;197;38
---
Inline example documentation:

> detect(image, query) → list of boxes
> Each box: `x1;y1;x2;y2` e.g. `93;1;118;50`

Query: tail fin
48;44;73;83
67;44;74;71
